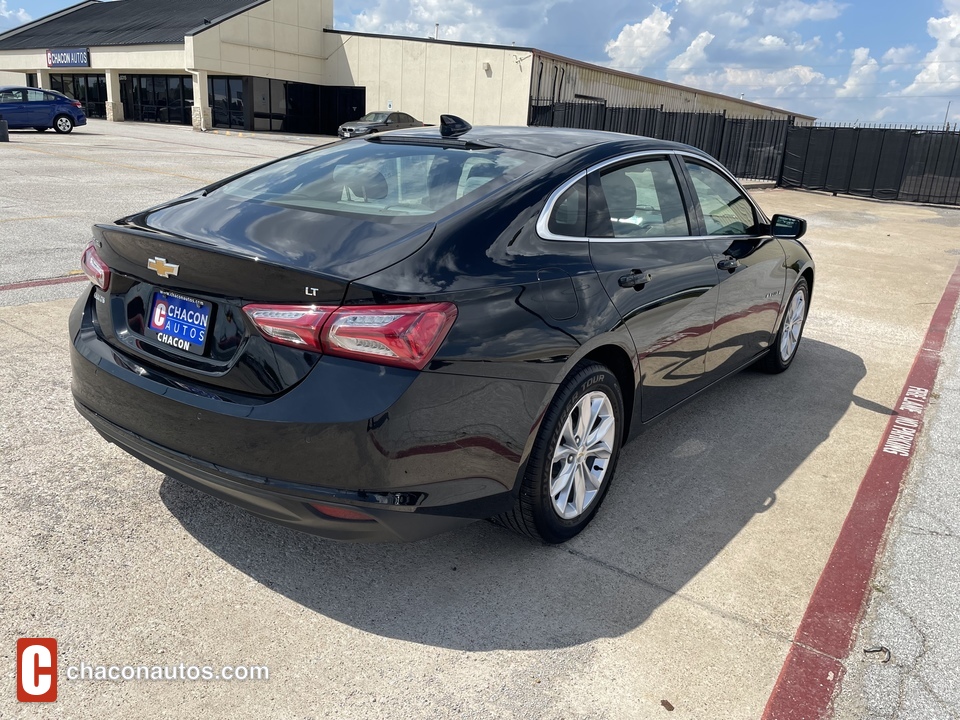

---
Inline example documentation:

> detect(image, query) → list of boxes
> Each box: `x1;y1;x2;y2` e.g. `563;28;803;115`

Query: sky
3;0;959;124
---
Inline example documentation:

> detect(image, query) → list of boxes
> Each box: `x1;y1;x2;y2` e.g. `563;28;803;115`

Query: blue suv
0;86;87;133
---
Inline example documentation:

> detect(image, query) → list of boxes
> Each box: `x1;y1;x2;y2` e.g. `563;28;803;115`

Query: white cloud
668;31;715;72
0;0;30;24
715;12;750;29
903;4;960;94
667;64;825;100
763;0;844;26
794;36;822;52
872;105;896;120
729;32;820;54
758;34;789;49
354;0;489;42
604;8;674;71
882;45;917;65
348;0;559;44
836;47;879;97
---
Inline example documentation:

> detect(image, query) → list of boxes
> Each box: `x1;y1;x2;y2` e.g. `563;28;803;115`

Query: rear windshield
217;139;548;219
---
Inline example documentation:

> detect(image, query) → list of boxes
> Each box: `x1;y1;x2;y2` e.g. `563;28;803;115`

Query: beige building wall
0;70;25;84
323;32;533;126
534;53;816;123
0;45;185;73
186;0;333;87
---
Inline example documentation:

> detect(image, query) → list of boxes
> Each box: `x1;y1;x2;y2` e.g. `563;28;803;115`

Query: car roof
382;125;703;158
0;86;62;94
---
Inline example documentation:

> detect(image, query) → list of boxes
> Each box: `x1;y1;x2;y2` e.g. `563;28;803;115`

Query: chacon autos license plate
146;290;211;355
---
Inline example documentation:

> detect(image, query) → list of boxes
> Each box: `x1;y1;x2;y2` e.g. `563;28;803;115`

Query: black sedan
71;118;813;543
337;111;424;138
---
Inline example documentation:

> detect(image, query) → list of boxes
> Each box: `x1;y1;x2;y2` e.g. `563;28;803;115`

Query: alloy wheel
779;290;806;362
549;391;617;520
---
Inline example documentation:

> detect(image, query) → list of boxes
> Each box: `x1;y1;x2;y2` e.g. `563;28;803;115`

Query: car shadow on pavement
160;338;869;651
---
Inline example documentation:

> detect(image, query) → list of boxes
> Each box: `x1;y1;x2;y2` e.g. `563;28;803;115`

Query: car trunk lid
90;193;435;396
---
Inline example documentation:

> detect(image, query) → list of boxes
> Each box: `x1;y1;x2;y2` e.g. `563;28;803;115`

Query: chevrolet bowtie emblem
147;257;179;278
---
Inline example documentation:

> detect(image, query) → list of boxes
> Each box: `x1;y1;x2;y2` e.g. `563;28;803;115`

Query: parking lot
2;120;960;718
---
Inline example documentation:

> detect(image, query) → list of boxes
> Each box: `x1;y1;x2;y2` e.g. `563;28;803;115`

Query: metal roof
0;0;263;51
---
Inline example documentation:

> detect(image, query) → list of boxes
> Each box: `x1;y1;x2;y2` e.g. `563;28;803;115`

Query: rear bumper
69;289;552;541
77;400;505;541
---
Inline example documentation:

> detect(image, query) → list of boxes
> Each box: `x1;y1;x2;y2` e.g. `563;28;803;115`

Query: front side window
685;161;757;236
217;139;547;219
0;89;23;103
596;158;690;238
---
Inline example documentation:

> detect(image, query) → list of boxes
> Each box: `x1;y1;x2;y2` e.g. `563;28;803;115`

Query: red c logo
151;301;168;330
17;638;57;702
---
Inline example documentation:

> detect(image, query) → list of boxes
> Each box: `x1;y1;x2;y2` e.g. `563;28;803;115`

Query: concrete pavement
2;121;960;718
833;294;960;719
0;119;330;306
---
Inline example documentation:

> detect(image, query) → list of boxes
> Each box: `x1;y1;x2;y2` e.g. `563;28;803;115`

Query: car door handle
717;257;740;272
618;270;651;289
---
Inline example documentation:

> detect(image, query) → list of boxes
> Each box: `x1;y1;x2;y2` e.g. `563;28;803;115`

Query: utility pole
945;100;952;129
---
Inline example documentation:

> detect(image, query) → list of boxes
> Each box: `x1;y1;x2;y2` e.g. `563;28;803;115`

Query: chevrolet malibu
71;117;813;543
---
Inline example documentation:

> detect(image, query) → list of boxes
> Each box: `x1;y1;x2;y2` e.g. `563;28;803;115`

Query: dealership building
0;0;814;135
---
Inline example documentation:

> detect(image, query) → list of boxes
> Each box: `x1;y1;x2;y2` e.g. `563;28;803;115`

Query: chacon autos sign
46;48;90;68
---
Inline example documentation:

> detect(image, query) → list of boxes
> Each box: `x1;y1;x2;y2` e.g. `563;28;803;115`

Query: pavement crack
900;523;959;539
559;545;798;646
0;315;53;344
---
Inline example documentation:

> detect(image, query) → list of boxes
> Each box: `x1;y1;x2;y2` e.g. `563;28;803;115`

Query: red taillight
80;244;110;290
323;303;458;370
243;305;333;352
243;302;457;370
72;100;82;109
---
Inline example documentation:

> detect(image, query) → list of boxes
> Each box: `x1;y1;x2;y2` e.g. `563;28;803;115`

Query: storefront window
210;75;320;134
119;74;192;125
49;73;106;119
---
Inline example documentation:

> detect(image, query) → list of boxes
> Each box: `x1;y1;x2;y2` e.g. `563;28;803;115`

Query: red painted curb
0;275;88;292
762;261;960;720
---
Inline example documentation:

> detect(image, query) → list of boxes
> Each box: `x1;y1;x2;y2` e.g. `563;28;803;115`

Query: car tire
34;126;48;132
758;278;809;374
496;361;624;543
53;115;74;134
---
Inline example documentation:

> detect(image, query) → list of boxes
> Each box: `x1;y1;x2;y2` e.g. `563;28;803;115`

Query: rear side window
25;90;47;102
596;158;690;238
547;177;587;237
685;161;757;236
217;140;548;219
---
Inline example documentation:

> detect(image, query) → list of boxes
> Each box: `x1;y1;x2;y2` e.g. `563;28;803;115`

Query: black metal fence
530;99;960;205
780;125;960;205
529;100;790;181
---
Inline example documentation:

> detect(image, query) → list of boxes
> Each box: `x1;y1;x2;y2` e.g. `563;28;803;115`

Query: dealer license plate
146;290;211;356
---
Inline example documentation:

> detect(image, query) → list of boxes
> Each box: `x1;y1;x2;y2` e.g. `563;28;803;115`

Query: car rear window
216;139;548;219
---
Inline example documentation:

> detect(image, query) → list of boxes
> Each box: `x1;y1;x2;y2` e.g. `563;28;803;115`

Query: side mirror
771;214;807;240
